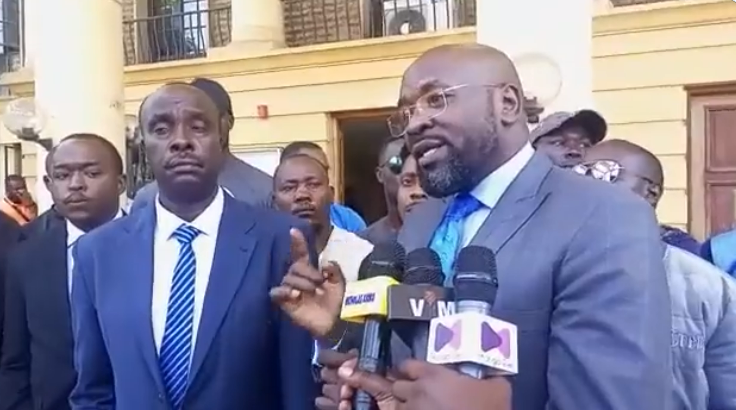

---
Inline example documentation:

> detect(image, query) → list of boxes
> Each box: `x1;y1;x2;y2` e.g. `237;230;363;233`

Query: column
476;0;595;113
33;0;126;211
228;0;285;52
20;0;38;69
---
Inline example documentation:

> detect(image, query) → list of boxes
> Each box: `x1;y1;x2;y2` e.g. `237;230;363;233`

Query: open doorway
337;112;395;225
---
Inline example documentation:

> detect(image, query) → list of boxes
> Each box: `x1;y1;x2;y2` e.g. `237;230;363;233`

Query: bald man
317;44;671;410
578;139;700;254
582;139;736;409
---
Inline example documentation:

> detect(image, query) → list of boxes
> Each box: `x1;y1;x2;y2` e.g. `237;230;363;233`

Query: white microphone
425;246;518;377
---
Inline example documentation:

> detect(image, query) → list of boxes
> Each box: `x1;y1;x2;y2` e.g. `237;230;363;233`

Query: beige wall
2;0;736;229
593;0;736;230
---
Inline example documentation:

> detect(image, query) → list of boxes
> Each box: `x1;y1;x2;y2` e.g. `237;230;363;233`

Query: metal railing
123;6;231;65
121;0;476;66
282;0;476;47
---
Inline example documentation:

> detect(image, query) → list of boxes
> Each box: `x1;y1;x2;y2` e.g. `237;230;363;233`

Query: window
0;0;21;73
149;0;209;61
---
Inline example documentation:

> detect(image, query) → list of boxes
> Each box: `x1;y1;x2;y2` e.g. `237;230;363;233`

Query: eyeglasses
386;83;504;138
572;160;658;186
380;155;404;175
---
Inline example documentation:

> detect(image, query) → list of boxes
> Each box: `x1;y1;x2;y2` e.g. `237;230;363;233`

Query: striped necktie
159;224;201;409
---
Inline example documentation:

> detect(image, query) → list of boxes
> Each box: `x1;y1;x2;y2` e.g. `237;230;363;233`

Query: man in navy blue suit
70;83;346;410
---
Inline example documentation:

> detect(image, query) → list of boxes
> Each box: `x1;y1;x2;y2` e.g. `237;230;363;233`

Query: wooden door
690;92;736;240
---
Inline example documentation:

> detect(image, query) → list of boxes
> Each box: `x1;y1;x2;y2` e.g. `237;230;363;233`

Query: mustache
165;156;203;169
64;194;90;204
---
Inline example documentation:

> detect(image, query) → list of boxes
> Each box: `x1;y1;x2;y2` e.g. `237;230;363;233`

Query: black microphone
453;246;502;379
343;241;405;410
388;248;445;360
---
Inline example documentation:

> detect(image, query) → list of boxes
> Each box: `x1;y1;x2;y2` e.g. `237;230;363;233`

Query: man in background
273;153;372;282
581;138;736;409
0;133;126;410
575;139;700;254
1;175;37;225
531;110;607;168
361;143;427;244
132;78;272;211
280;141;366;233
358;137;405;243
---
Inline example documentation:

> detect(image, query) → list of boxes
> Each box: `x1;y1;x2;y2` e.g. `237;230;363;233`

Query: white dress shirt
67;210;124;293
461;143;535;246
311;225;374;364
151;188;224;354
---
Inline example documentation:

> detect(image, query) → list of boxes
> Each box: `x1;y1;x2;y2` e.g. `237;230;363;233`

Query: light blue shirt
461;143;535;246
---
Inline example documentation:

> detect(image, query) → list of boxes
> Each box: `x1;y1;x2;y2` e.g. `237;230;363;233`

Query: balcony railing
123;6;231;66
122;0;475;65
282;0;476;47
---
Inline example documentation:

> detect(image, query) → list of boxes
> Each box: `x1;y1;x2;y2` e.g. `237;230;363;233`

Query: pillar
228;0;285;52
476;0;595;114
32;0;126;211
20;0;37;69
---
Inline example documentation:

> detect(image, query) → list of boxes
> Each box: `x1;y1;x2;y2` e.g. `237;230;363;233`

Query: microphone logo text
344;292;376;306
408;298;455;317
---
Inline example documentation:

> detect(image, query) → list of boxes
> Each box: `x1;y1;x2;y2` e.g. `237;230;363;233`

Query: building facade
0;0;734;239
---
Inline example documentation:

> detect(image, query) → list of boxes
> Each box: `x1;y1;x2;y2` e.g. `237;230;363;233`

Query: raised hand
269;228;346;337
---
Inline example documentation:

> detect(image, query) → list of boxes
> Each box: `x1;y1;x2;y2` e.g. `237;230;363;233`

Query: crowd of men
0;42;734;410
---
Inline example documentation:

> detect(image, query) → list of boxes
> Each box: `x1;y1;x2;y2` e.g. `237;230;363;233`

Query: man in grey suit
316;44;671;410
131;78;272;211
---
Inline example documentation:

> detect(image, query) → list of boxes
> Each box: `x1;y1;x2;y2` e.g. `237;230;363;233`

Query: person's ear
497;84;523;127
375;167;385;184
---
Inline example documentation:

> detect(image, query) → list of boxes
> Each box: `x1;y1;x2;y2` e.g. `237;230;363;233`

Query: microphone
387;248;448;360
426;246;518;378
340;241;405;410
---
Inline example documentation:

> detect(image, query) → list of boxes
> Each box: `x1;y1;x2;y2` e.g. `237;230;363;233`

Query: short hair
190;78;233;117
137;81;202;129
45;133;124;175
273;153;328;183
5;174;24;184
378;136;404;163
280;141;324;162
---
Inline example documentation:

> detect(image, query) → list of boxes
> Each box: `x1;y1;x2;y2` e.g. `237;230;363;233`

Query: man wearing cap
131;78;273;211
530;109;607;168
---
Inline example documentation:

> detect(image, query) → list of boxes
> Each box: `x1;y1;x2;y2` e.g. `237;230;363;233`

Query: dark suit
18;207;64;242
397;152;672;409
0;223;75;410
0;212;21;362
70;195;317;410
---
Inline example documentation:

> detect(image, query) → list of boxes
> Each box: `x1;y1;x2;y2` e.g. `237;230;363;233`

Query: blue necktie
429;193;483;286
159;224;201;409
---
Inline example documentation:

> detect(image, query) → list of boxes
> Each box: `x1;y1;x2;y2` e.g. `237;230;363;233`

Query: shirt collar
470;143;535;209
155;187;225;240
67;209;125;247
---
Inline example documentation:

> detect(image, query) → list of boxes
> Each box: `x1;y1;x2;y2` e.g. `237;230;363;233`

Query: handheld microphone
426;246;518;377
340;241;405;410
387;248;446;360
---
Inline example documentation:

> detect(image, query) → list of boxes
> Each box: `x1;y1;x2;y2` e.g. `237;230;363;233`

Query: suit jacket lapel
189;196;256;381
470;153;553;253
41;223;74;355
120;204;164;391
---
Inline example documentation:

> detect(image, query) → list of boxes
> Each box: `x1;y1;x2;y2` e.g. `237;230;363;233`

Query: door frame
687;82;736;240
328;108;396;202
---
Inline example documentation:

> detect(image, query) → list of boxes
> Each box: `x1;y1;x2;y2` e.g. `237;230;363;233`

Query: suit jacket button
158;393;164;401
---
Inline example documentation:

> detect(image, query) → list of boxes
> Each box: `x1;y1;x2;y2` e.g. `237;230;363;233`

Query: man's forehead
277;157;327;180
144;86;213;113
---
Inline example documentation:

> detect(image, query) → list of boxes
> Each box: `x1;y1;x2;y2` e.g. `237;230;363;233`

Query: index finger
290;228;310;264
